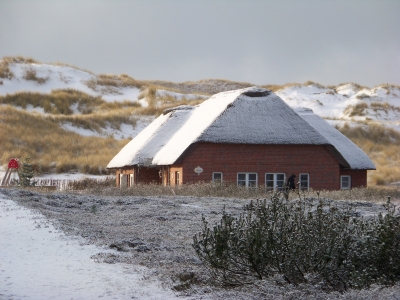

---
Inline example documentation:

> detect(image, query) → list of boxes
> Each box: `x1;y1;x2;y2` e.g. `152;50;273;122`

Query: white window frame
237;173;258;188
265;173;286;191
299;173;309;191
212;172;223;183
129;174;134;187
120;174;128;188
340;175;351;190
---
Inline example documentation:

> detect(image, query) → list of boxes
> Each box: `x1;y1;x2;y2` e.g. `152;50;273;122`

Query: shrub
19;157;36;187
193;194;400;290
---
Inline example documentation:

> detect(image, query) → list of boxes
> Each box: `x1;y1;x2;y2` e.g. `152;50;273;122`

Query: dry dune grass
0;89;140;115
338;124;400;185
0;61;15;80
2;56;39;65
23;67;48;84
0;106;129;174
85;74;145;92
262;82;310;92
145;78;253;95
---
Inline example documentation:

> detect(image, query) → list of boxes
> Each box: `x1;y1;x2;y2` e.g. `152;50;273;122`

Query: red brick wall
136;167;160;184
340;169;367;188
180;143;346;190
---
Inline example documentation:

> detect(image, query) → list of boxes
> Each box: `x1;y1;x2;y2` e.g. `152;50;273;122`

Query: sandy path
0;196;179;300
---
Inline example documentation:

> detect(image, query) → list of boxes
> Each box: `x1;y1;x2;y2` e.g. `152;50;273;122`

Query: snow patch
0;197;179;300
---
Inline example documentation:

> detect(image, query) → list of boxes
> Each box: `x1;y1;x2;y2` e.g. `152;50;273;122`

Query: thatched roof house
108;87;375;190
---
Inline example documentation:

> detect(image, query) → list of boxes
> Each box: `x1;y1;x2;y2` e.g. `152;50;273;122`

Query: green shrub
193;194;400;290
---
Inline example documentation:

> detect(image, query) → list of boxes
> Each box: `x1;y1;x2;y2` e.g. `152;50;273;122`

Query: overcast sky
1;0;399;87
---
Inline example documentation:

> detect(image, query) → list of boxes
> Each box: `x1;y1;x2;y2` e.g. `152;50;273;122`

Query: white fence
34;179;72;191
0;176;114;191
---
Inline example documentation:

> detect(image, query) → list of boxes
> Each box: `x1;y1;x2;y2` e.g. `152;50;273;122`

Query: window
237;173;257;187
265;173;285;191
175;171;180;185
120;174;128;188
212;172;223;183
341;175;351;190
299;173;309;190
129;174;134;187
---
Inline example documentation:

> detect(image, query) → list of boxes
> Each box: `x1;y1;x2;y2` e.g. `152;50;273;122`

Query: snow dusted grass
2;186;400;299
68;179;400;204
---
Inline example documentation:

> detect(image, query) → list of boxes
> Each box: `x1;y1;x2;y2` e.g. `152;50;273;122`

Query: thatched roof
107;87;375;170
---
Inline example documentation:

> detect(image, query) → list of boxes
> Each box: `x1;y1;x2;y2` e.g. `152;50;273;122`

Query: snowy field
1;188;400;299
0;197;178;300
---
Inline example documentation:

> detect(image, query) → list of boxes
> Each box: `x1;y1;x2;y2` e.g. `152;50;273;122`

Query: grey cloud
0;0;399;87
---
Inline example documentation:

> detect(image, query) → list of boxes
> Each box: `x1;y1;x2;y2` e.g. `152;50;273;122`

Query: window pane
213;173;222;180
238;173;246;186
248;180;257;187
238;180;246;186
276;180;284;190
300;174;309;190
248;174;257;181
276;174;285;190
266;174;274;181
266;181;274;188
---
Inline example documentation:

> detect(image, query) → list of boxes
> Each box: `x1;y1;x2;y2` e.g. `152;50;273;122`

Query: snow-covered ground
275;83;400;130
0;196;179;300
58;116;155;140
1;188;400;299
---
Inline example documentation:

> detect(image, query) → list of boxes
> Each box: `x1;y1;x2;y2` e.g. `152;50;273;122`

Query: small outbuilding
107;87;375;190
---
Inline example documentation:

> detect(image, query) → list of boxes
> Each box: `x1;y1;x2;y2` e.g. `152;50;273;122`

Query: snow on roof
107;106;195;168
295;107;376;170
198;91;329;145
107;87;374;169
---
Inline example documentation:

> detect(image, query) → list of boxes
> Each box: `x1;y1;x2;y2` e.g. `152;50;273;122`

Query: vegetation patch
343;103;369;117
0;60;15;79
85;73;144;92
0;89;140;115
356;93;371;100
193;194;400;291
0;106;129;174
23;67;48;84
339;124;400;185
